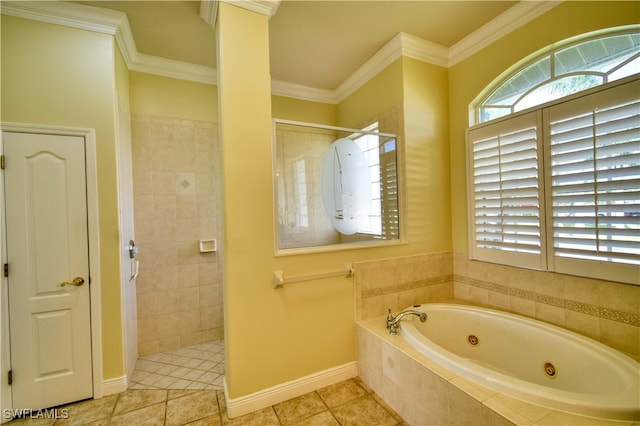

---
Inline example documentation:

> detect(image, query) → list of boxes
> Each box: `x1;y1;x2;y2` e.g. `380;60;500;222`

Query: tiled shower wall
275;129;339;249
131;115;223;356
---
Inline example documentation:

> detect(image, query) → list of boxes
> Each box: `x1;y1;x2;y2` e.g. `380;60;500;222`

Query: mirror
273;119;402;253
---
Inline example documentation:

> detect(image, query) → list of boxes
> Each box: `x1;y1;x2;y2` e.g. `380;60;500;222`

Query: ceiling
78;1;517;91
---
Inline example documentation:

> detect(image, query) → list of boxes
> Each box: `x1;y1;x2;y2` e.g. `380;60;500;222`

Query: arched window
467;27;640;285
476;29;640;123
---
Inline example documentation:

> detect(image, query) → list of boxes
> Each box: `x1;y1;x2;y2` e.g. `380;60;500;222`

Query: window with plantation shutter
352;123;399;239
546;79;640;282
380;146;399;239
468;111;546;269
468;77;640;284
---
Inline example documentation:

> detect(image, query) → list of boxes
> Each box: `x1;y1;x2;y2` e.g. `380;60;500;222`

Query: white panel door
4;132;92;409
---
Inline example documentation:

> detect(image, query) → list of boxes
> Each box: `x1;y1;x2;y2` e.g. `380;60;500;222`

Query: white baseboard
224;362;358;419
102;375;127;396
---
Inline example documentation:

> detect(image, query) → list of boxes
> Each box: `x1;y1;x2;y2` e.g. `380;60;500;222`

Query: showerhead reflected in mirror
273;119;402;254
321;138;371;235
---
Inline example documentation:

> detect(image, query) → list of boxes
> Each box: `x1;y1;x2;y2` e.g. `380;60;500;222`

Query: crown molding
271;80;337;104
1;1;217;86
448;0;562;67
221;0;280;18
335;33;404;103
401;32;449;68
112;9;137;69
334;2;561;102
0;0;123;35
131;53;217;85
335;32;449;103
1;0;562;103
200;0;218;26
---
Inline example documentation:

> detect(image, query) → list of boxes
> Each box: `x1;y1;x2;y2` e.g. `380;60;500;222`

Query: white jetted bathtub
398;303;640;421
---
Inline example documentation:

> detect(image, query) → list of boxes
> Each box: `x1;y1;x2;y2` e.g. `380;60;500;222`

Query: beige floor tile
273;392;327;425
186;381;209;390
187;414;223;425
136;360;165;373
128;383;155;390
4;417;56;426
291;410;339;426
195;360;217;371
352;376;374;394
167;389;199;400
317;379;368;408
182;369;205;381
165;390;219;426
55;395;118;425
155;364;180;376
168;378;194;389
153;375;178;388
138;373;165;386
222;407;280;426
109;402;166;426
183;358;205;369
197;371;220;384
113;389;168;415
6;377;408;426
371;392;404;423
331;395;398;426
168;366;192;378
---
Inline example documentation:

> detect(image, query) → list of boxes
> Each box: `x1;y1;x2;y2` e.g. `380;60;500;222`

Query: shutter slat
469;113;543;263
550;89;640;267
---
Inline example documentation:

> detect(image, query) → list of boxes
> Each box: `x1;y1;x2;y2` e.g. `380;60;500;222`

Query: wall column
215;0;274;401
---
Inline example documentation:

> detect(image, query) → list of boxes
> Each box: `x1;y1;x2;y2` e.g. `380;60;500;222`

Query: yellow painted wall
129;72;217;121
337;59;403;127
449;1;640;252
338;57;451;253
1;16;125;379
401;57;451;252
272;95;337;126
219;2;451;398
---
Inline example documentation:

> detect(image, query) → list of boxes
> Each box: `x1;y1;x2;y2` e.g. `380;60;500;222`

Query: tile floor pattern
130;341;226;390
7;377;407;425
6;341;407;425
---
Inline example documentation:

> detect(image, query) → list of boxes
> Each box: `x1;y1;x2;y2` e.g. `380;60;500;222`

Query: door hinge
7;370;12;385
0;155;4;170
3;264;7;278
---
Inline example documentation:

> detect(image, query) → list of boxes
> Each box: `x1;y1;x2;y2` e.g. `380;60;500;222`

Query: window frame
272;118;405;255
467;76;640;285
473;27;640;125
466;110;547;271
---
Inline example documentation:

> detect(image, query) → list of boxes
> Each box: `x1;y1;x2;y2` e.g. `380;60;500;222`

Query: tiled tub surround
453;253;640;360
355;252;639;425
355;252;640;359
357;316;639;426
132;116;224;356
354;252;455;321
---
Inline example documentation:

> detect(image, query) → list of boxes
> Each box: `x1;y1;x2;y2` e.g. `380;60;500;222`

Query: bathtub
397;303;640;421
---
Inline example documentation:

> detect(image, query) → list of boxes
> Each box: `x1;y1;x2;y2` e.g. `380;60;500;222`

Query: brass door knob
60;277;85;287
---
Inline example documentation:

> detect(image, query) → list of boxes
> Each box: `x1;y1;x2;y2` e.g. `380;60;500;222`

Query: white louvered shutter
546;79;640;282
468;111;546;269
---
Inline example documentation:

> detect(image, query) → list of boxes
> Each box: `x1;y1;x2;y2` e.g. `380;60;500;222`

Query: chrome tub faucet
386;308;427;335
